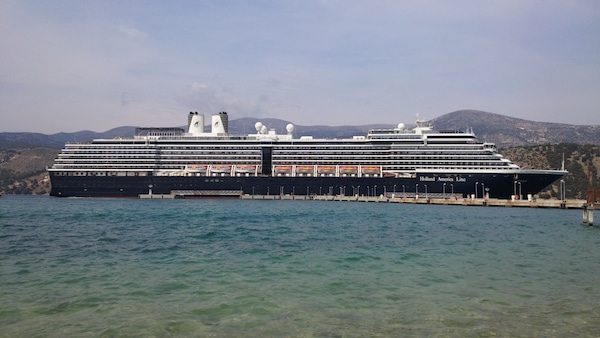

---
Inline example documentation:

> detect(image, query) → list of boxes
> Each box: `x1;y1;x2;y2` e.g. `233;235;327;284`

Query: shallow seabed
1;195;599;337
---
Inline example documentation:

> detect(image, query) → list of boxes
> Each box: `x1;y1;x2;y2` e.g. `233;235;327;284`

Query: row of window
54;158;511;168
273;159;510;168
65;145;498;153
272;155;504;161
62;151;156;156
52;171;149;176
156;146;262;150
51;165;513;178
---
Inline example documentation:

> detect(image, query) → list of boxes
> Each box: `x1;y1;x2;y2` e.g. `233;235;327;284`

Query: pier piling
582;206;594;226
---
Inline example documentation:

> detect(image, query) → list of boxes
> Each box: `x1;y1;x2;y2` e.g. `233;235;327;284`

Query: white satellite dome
397;123;405;130
254;122;263;132
260;125;268;134
286;123;295;134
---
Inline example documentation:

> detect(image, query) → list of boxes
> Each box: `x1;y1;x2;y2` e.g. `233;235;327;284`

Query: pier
240;194;587;209
139;190;587;209
139;190;243;199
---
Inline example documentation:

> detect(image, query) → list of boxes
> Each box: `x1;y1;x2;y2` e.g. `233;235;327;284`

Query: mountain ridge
1;110;599;149
430;110;600;148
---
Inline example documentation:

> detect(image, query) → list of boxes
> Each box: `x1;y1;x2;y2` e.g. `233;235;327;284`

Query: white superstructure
49;112;525;179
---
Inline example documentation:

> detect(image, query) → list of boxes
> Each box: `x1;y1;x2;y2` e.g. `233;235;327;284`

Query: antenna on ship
562;152;565;171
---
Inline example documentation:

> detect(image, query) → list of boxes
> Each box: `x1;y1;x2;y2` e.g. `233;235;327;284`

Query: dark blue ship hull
49;171;564;199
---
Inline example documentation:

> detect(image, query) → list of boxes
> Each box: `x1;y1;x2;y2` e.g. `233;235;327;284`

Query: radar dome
254;122;263;132
260;125;268;134
286;123;294;134
397;123;405;130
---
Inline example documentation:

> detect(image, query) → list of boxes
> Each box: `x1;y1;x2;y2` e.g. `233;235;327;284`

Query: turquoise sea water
1;195;599;337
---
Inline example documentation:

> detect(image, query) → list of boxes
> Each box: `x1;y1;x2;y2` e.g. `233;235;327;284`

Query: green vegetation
0;147;59;194
502;144;600;199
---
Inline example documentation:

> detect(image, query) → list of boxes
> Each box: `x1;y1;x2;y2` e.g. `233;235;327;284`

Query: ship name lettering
419;176;436;182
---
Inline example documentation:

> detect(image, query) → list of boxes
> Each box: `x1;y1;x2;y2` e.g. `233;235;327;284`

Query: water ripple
0;196;599;336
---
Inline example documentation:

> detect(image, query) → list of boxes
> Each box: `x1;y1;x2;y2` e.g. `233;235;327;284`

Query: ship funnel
188;112;204;136
220;112;229;133
188;112;194;129
211;112;228;135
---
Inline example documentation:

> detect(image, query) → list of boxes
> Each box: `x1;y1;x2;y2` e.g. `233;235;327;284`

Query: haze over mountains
1;110;599;149
430;110;600;148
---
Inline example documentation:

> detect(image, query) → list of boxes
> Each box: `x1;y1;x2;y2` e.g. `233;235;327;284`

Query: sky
1;0;599;133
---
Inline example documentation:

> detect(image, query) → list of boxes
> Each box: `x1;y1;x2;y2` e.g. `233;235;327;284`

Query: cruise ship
48;112;566;199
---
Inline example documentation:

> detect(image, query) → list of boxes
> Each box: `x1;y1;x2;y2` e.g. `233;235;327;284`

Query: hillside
0;127;137;149
502;144;600;199
431;110;600;148
0;147;58;194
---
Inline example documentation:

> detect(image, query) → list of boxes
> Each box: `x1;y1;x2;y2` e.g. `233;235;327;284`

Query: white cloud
177;82;243;113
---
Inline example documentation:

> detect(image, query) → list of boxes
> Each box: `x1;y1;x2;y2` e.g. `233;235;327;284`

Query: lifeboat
273;165;293;175
361;166;381;174
317;165;336;174
295;165;314;174
235;165;256;173
211;165;232;173
339;165;358;174
186;164;208;172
